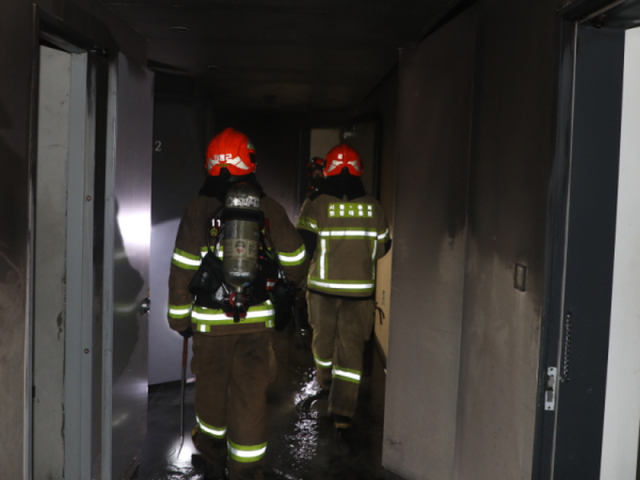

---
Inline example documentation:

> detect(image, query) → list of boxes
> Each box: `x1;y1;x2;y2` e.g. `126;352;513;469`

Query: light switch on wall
514;263;527;292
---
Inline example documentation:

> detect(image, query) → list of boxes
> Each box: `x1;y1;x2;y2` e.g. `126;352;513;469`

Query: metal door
552;25;623;479
102;52;154;479
535;3;640;478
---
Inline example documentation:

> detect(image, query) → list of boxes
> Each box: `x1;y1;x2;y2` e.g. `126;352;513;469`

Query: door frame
31;12;114;480
534;1;640;478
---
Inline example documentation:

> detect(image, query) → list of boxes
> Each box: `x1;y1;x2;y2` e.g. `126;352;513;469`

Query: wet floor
137;323;404;480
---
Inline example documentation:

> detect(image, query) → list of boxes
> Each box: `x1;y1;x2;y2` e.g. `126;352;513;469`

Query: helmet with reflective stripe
206;128;257;176
323;144;362;177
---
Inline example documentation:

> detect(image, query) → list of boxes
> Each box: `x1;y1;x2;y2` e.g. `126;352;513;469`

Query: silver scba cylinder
222;182;262;313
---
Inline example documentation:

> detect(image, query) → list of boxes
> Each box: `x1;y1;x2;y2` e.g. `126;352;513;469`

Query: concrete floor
137;322;404;480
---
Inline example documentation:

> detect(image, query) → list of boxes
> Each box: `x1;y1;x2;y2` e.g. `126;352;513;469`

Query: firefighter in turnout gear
167;127;307;479
296;143;391;431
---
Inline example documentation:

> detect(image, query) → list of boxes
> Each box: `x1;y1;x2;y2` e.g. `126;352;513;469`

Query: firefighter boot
192;427;228;479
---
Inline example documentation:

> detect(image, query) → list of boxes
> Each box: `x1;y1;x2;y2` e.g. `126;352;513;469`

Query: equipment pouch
246;252;279;306
188;251;225;305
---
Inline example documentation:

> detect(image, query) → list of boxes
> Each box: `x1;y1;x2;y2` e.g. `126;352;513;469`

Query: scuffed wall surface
32;45;70;479
382;8;477;480
0;0;33;478
453;0;557;478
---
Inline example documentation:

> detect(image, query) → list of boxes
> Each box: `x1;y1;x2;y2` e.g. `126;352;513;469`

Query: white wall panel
600;25;640;480
33;45;71;480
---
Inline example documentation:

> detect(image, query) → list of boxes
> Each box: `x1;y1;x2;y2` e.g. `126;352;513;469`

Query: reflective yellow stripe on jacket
278;244;306;266
171;248;201;270
309;227;379;295
298;198;388;296
191;301;276;332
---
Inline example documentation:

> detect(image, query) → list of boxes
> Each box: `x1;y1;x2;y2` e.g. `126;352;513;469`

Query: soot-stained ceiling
100;0;463;112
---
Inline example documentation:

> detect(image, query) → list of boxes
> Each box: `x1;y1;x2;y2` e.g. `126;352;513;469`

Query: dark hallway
138;322;403;480
7;1;640;479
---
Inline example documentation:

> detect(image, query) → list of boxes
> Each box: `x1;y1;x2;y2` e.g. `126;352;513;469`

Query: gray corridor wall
383;0;565;479
0;1;34;478
149;97;210;385
453;1;558;479
382;7;476;480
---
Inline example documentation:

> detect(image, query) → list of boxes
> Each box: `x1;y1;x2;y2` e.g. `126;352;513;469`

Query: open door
102;52;154;479
33;31;153;478
536;3;640;479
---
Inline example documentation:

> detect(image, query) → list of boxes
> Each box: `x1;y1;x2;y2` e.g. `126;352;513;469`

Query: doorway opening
536;2;640;479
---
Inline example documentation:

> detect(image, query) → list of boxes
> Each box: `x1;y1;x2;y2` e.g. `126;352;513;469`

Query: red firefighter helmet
323;144;363;177
206;128;257;176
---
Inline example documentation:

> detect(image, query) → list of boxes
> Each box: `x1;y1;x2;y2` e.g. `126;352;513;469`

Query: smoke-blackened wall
383;0;565;479
382;7;476;480
0;2;33;477
453;1;558;478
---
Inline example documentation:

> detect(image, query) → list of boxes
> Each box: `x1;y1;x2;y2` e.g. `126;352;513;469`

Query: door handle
140;297;151;314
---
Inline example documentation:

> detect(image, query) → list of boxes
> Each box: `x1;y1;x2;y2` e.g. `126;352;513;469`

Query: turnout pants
191;330;274;480
306;291;375;419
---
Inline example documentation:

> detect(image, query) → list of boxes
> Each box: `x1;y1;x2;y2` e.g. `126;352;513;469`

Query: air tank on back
222;182;262;314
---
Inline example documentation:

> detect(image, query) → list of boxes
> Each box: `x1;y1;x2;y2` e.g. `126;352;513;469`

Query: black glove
272;280;297;305
274;310;290;331
273;280;297;331
178;326;193;339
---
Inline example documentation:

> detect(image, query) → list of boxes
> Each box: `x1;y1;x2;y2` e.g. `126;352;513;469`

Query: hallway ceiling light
169;25;189;33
